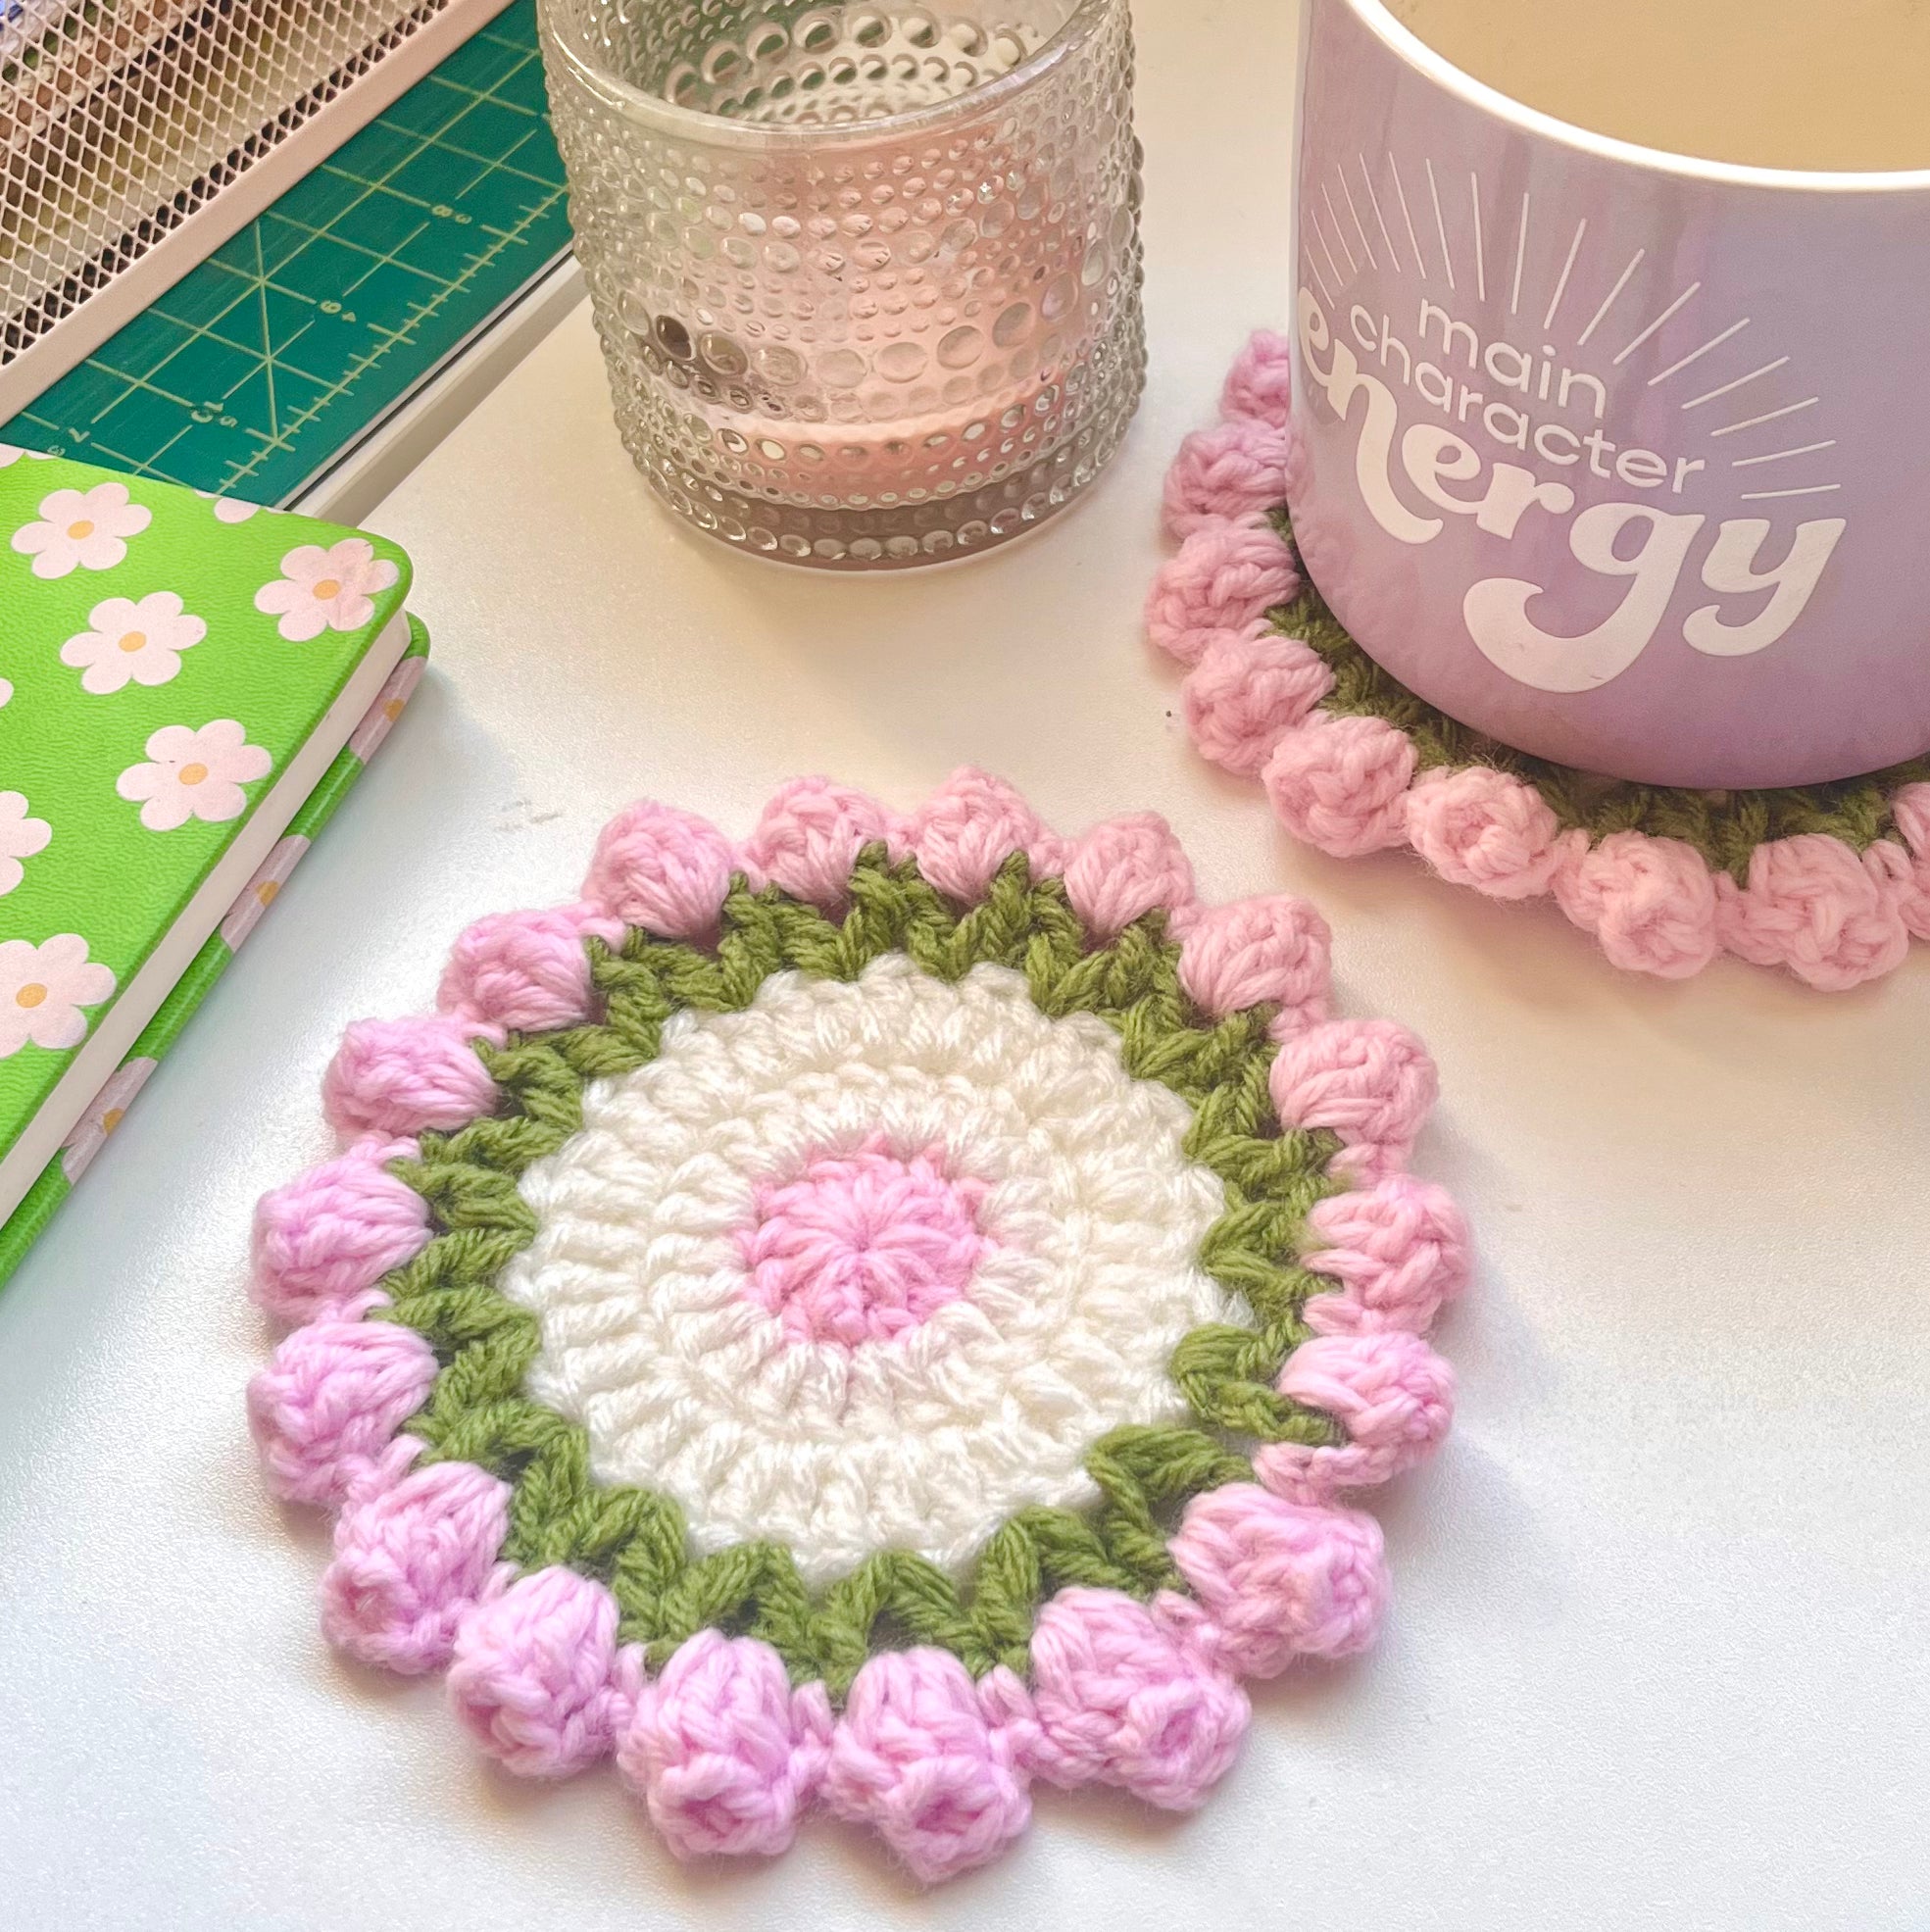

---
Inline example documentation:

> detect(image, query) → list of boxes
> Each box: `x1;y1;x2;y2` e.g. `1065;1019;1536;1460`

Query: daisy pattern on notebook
0;935;116;1057
10;481;151;578
255;539;400;642
60;592;207;694
117;721;272;831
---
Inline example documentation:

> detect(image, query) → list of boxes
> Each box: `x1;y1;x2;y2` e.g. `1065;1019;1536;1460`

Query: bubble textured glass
538;0;1145;568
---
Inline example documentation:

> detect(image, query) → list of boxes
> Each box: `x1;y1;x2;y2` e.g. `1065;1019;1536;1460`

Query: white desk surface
4;4;1928;1927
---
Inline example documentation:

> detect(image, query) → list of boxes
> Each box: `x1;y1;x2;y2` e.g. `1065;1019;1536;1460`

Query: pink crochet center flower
736;1140;989;1347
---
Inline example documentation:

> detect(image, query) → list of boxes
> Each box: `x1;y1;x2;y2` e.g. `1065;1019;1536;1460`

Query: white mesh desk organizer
0;0;510;419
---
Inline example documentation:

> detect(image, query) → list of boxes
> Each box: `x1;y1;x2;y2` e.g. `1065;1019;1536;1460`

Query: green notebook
0;443;422;1270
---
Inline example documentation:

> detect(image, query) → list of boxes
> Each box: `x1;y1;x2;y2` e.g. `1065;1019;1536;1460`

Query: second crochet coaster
1149;333;1930;991
247;771;1464;1883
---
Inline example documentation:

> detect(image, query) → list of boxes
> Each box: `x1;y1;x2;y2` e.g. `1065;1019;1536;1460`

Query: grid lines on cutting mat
1;0;570;502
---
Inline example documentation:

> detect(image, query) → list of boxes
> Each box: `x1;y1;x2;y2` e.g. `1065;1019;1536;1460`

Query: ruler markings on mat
0;0;571;504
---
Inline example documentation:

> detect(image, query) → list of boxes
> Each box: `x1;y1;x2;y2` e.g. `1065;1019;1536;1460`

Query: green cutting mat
0;0;569;503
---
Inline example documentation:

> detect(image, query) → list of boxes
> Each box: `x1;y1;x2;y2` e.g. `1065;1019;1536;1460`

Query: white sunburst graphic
1293;147;1852;695
1299;148;1844;508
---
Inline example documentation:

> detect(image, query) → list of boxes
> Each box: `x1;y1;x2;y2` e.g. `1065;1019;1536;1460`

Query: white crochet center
499;953;1230;1587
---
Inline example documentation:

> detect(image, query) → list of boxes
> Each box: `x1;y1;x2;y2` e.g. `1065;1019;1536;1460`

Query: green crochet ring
376;853;1345;1696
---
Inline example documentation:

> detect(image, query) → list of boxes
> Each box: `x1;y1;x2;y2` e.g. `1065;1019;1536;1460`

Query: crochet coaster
248;771;1465;1883
1149;334;1930;991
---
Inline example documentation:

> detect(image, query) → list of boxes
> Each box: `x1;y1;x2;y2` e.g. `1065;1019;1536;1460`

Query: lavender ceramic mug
1289;0;1930;787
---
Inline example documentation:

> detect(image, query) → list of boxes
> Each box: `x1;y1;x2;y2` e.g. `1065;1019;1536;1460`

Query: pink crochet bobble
250;1135;428;1325
247;1316;437;1507
825;1649;1034;1882
1220;328;1294;427
618;1631;831;1859
449;1568;635;1779
1162;417;1293;540
582;799;737;937
1063;813;1197;937
1145;521;1299;667
1302;1176;1470;1335
1268;1017;1438;1178
1178;893;1332;1034
741;776;904;909
436;902;622;1032
1028;1588;1250;1809
1552;831;1718;979
1183;631;1334;778
1164;1483;1389;1675
1714;833;1909;991
322;1013;503;1138
909;767;1064;904
1887;784;1930;938
320;1460;513;1674
1263;715;1417;858
1261;1330;1456;1499
1405;767;1568;900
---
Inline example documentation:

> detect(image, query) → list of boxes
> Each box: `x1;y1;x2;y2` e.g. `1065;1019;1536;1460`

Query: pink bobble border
1151;329;1930;991
246;771;1465;1882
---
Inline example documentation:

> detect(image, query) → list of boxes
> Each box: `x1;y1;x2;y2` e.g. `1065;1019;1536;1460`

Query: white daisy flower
0;934;116;1057
10;480;151;579
116;720;272;831
0;792;51;895
254;538;399;641
60;591;207;694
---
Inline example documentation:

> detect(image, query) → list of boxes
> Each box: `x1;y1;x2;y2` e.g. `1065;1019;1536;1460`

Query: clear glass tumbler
537;0;1144;568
